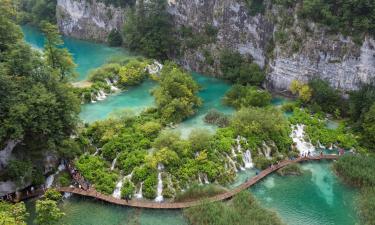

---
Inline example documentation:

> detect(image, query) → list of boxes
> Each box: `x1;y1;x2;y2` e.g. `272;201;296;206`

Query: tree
123;0;177;60
223;85;271;109
289;80;312;103
107;29;123;47
362;103;375;149
41;22;76;81
152;63;202;123
35;199;64;225
0;201;28;225
309;78;341;114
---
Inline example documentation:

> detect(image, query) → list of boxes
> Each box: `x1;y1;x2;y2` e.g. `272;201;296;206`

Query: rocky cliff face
56;0;375;91
168;0;273;75
56;0;125;41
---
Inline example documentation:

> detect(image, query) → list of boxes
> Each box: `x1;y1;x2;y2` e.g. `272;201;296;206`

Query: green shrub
184;191;285;225
121;180;135;199
358;188;375;225
175;184;227;202
57;172;71;187
107;29;123;47
223;85;272;109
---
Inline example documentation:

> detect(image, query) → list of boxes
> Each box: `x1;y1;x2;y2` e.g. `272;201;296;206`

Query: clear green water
251;161;358;225
26;197;187;225
80;80;156;123
22;25;132;81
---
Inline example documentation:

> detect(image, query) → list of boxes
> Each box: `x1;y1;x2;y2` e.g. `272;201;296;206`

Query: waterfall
90;93;97;103
328;143;333;150
317;140;325;149
231;147;237;157
112;178;123;199
93;147;100;156
147;61;163;74
105;78;120;92
243;150;253;168
290;124;315;154
63;192;72;199
198;174;203;185
155;164;164;202
96;90;107;101
45;162;66;188
110;156;118;171
134;182;143;199
226;155;238;172
262;142;272;159
202;173;209;184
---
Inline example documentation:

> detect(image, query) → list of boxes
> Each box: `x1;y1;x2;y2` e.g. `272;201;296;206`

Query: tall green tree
41;22;76;81
35;199;64;225
152;63;202;123
123;0;177;60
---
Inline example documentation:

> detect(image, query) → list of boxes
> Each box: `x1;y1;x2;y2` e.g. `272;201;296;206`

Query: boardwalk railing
57;154;339;209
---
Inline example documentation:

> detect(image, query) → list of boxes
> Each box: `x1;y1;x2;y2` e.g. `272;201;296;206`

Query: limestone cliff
56;0;126;41
56;0;375;91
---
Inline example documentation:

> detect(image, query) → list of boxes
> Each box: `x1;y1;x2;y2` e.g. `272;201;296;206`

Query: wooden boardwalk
57;155;339;209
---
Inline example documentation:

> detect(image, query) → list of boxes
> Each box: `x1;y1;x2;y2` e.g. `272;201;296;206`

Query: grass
174;184;227;202
183;191;285;225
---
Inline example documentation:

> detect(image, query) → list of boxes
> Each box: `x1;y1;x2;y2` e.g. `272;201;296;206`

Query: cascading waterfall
105;78;120;92
155;164;164;202
96;90;107;101
226;155;238;172
198;174;203;185
45;162;66;188
112;172;133;199
93;147;100;156
112;178;123;199
134;182;143;199
110;156;118;171
243;150;253;168
262;142;272;159
317;140;325;149
290;124;315;154
202;173;209;184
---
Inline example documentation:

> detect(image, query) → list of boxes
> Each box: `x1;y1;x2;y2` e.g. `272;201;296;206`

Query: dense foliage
184;191;285;225
358;187;375;225
220;50;265;86
308;78;342;114
175;184;227;202
152;63;202;123
35;199;64;225
289;108;357;148
107;29;123;47
19;0;57;25
0;201;28;225
223;85;272;109
0;0;80;184
334;154;375;188
123;0;177;60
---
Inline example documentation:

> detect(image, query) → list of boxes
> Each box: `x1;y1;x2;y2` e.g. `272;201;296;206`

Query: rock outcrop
55;0;375;91
56;0;126;41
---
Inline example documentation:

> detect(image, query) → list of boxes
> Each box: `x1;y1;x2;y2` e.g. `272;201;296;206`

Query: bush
57;172;71;187
143;175;157;199
121;180;135;199
309;78;342;114
107;29;123;47
175;184;227;202
334;154;375;188
276;163;303;176
223;85;272;109
152;62;202;123
204;109;230;127
44;189;62;201
184;191;284;225
358;188;375;225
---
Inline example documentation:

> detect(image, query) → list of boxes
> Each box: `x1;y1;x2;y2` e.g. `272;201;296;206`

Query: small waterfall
111;156;118;171
96;90;107;101
134;182;143;199
45;162;66;188
290;124;315;154
202;173;209;184
105;78;120;92
63;192;72;199
262;142;272;159
198;174;203;185
328;143;333;150
226;155;238;172
93;147;100;156
112;178;123;199
155;164;164;202
147;61;163;74
90;93;97;103
243;150;253;168
317;140;325;149
231;147;237;157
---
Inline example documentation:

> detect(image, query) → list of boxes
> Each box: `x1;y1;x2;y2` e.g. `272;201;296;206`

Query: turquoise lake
23;26;359;225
